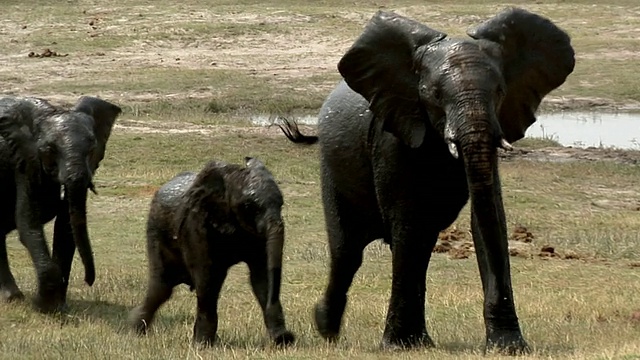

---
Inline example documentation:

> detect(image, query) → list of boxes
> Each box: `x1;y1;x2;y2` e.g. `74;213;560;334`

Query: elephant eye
432;88;443;103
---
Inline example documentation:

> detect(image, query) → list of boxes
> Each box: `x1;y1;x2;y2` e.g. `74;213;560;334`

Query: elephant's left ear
338;11;446;148
73;96;122;169
467;7;575;143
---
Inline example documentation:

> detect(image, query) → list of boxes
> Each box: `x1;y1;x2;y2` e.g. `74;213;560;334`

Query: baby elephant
129;157;295;347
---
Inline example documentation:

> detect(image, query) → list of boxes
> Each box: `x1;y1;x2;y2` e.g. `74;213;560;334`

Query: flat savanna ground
1;1;640;359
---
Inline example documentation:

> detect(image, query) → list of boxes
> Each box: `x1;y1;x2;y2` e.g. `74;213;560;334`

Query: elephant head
0;96;121;286
338;8;574;151
234;157;286;312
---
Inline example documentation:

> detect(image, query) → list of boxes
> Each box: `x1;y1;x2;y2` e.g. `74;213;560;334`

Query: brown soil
499;146;640;166
27;48;68;58
435;224;590;261
1;5;639;112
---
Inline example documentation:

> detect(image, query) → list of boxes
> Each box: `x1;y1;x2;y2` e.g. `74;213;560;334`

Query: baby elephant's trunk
265;219;284;308
264;218;291;343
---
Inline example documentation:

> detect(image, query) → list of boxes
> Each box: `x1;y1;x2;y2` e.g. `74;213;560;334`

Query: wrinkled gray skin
280;8;574;354
129;157;295;347
0;96;121;313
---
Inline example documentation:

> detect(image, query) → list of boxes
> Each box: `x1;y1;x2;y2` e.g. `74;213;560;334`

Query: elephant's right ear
72;96;122;170
338;11;446;148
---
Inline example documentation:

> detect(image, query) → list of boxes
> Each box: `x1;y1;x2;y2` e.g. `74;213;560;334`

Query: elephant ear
72;96;122;170
467;7;575;142
337;11;446;148
0;99;41;175
177;161;231;241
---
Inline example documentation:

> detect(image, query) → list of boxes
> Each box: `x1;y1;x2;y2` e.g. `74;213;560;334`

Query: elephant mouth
60;180;97;200
444;117;514;160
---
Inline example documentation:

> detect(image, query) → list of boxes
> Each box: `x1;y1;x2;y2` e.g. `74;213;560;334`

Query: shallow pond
251;111;640;150
526;111;640;149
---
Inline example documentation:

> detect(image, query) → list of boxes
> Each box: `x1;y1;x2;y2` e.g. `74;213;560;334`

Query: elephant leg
52;210;75;308
192;267;227;346
381;223;437;350
0;234;24;302
314;183;371;342
15;226;63;314
15;180;64;313
247;256;294;346
129;274;174;335
471;207;528;354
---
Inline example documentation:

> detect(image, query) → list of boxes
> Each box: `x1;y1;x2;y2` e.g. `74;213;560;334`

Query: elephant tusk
60;186;65;200
447;141;459;159
499;138;513;151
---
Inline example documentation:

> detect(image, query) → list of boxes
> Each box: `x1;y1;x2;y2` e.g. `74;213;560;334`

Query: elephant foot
314;297;346;342
128;306;151;335
33;265;67;314
485;330;530;355
380;331;435;351
33;288;67;314
193;315;218;347
33;296;68;314
271;329;295;347
0;286;25;302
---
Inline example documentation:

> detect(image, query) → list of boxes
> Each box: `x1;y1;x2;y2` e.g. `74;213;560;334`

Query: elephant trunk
65;175;96;286
265;218;285;307
261;214;293;343
456;119;519;331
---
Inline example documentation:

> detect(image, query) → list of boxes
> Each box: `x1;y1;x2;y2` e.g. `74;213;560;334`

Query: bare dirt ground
1;4;638;166
3;2;640;202
2;4;640;109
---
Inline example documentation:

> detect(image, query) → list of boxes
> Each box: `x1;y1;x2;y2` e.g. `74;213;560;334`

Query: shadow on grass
64;298;133;331
435;340;577;358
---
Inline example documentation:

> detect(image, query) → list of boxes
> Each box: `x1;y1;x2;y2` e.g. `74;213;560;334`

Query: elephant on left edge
0;95;121;313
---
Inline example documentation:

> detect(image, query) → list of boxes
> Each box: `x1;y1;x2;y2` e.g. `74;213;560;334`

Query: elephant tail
277;117;318;145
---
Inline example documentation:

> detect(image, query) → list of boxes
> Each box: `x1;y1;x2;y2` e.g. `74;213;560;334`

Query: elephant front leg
381;227;437;350
15;183;65;313
192;267;227;346
0;235;24;302
247;257;294;346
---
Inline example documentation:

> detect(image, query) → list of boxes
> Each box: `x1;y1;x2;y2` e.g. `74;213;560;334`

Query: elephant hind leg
315;183;373;342
0;234;24;302
129;275;174;335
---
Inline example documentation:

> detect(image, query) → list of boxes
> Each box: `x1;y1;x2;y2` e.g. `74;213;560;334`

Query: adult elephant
0;96;121;313
279;7;574;354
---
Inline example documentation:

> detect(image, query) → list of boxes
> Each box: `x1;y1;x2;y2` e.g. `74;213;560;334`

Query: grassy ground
1;1;640;359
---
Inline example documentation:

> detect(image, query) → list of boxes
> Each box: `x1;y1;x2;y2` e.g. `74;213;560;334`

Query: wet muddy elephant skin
280;7;574;354
0;96;121;314
129;157;295;347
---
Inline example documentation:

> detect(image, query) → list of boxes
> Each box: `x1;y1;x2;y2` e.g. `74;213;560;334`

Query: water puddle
250;111;640;150
526;111;640;149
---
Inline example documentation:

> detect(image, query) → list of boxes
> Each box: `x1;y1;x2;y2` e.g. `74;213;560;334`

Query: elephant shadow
64;297;196;337
62;298;133;331
433;340;576;357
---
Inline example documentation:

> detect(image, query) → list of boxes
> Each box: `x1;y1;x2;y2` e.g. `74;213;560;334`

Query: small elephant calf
129;157;295;346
